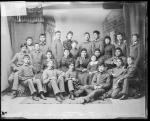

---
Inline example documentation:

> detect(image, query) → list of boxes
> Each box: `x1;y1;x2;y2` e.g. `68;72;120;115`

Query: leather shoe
32;96;39;101
55;95;62;102
11;91;17;99
40;94;47;100
59;94;65;100
70;94;75;100
119;94;128;100
133;93;142;99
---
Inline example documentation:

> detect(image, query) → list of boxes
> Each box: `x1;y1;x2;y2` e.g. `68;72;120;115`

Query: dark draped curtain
7;7;55;55
123;2;147;90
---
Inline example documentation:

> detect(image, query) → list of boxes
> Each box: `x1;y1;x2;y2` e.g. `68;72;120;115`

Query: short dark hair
116;57;124;65
81;48;87;52
64;48;70;52
46;49;52;54
55;31;61;34
91;54;97;58
132;33;139;38
84;32;90;37
116;32;123;36
34;42;39;45
67;31;73;35
26;37;33;41
93;30;100;35
72;40;78;45
115;47;123;55
98;63;106;68
104;36;111;40
23;54;30;59
127;56;134;61
39;34;46;37
94;48;100;52
20;43;27;48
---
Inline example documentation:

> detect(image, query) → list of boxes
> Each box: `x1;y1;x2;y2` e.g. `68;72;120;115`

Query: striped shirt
18;64;34;80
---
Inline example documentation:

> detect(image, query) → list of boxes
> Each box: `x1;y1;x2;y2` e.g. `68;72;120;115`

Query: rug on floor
20;96;112;104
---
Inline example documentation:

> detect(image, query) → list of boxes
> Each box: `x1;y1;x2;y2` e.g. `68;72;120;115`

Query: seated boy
18;55;46;101
113;56;142;100
105;47;126;69
42;60;66;102
8;43;32;98
76;63;111;104
104;58;126;99
65;62;81;100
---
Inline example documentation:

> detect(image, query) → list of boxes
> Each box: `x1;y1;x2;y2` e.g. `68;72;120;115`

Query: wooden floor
1;94;147;119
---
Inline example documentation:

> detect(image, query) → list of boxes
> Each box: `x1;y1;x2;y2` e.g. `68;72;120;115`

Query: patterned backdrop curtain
7;7;55;55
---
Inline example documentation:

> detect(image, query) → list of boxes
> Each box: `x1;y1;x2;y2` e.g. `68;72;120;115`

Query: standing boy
92;30;104;55
39;34;50;57
51;31;64;68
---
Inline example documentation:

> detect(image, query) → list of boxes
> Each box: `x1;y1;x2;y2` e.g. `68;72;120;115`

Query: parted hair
20;43;27;48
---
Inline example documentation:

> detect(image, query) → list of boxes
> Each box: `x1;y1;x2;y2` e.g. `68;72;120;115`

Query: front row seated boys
9;53;142;102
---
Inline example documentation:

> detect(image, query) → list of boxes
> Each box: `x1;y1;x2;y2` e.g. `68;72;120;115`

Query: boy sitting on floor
18;55;46;101
75;63;112;104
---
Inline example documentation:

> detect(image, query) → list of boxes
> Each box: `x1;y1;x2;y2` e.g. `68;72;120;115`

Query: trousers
47;77;65;95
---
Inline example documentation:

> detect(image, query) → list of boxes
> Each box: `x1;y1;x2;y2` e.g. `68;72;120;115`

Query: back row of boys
8;30;141;103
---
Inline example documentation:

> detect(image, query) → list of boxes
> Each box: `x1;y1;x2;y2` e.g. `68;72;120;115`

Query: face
105;38;110;44
94;51;100;57
67;33;73;40
93;33;99;40
64;50;70;57
55;32;61;40
116;59;122;67
69;63;74;70
117;35;123;41
132;35;138;44
40;35;46;42
115;49;121;57
71;42;77;49
26;38;33;46
98;65;105;72
81;51;87;57
127;57;133;65
84;34;90;41
47;61;54;69
21;46;27;53
24;57;30;64
35;44;40;51
46;52;52;59
91;55;96;62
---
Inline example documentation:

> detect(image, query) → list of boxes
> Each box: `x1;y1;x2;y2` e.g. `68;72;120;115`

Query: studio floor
1;93;147;119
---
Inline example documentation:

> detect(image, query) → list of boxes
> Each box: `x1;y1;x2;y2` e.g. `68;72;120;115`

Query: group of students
8;30;142;104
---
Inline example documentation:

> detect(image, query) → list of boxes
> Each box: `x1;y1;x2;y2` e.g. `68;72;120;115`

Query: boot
11;90;17;99
70;94;75;100
55;94;62;102
59;93;65;100
40;92;47;100
119;94;128;100
32;92;39;101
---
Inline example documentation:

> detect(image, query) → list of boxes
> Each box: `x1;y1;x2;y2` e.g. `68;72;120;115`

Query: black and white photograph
1;1;148;119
